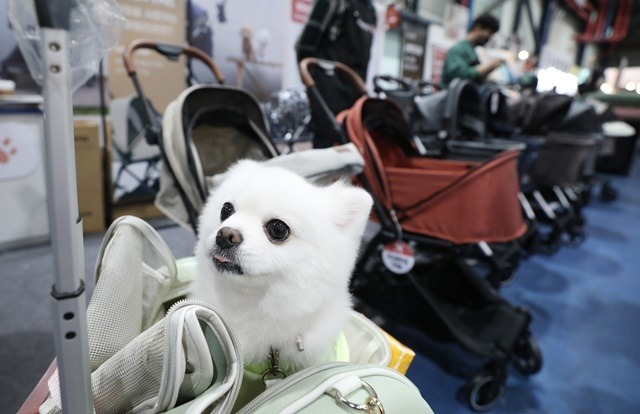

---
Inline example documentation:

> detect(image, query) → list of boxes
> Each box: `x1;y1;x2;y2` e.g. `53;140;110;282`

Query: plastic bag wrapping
263;89;312;142
8;0;125;92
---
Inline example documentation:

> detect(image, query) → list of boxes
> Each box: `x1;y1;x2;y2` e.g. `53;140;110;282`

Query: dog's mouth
212;252;243;275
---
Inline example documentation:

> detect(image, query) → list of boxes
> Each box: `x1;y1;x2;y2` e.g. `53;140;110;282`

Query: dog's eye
266;219;290;241
220;202;234;221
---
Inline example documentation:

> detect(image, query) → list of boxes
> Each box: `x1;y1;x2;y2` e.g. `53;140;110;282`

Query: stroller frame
32;3;93;411
300;58;542;411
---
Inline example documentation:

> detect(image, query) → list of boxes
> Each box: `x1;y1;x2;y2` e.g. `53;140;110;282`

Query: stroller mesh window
91;322;166;414
88;224;175;371
189;107;270;178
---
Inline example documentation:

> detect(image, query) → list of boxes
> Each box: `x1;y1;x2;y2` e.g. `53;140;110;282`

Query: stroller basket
532;133;598;187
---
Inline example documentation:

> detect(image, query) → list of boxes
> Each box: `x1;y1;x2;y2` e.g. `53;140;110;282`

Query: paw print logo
0;138;18;165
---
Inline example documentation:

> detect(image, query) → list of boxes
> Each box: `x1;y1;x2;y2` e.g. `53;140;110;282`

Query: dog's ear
326;182;373;237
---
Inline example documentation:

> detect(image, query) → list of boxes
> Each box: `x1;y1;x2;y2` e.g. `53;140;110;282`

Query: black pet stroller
510;91;601;251
553;99;620;203
300;58;542;411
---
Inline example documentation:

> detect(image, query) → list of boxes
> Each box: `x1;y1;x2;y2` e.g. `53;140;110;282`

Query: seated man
441;14;504;88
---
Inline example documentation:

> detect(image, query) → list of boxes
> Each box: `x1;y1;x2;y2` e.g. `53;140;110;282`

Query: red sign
386;5;402;30
431;46;447;86
292;0;313;23
381;241;415;274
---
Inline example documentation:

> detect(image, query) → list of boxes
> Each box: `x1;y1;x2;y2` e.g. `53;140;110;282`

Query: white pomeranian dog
192;160;372;372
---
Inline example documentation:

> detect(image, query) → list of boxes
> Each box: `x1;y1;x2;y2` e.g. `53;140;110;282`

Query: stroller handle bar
299;57;368;95
123;39;225;83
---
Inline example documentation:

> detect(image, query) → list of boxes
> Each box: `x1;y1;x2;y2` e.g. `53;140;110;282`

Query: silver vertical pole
41;27;93;413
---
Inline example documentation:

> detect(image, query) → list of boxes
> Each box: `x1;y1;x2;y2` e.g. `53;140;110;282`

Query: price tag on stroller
381;241;415;274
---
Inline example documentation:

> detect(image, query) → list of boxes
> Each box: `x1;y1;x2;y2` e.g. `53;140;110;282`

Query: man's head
468;14;500;46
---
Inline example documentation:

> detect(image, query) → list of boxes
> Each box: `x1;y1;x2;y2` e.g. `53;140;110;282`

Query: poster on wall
0;0;37;92
443;3;469;42
423;24;455;84
430;46;447;86
401;22;427;80
190;0;286;101
107;0;186;204
108;0;186;112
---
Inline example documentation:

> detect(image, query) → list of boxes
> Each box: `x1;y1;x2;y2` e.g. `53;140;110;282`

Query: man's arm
475;59;505;79
442;45;483;83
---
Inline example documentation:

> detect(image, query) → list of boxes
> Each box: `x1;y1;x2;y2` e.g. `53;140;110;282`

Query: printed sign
431;46;447;86
381;241;415;274
401;22;427;80
292;0;313;23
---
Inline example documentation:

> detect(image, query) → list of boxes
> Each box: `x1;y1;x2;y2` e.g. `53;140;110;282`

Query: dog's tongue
214;253;231;263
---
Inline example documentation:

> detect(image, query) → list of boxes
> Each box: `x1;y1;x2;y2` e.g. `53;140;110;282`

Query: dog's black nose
216;227;243;249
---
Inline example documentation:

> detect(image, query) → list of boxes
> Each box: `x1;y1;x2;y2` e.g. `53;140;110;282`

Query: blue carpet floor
403;162;640;413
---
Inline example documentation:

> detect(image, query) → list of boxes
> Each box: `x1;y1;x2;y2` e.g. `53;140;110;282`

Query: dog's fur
192;160;372;371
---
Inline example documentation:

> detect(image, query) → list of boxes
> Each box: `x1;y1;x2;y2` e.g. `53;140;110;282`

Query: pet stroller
109;95;163;202
303;62;528;287
553;99;619;202
410;80;548;258
123;40;364;233
411;79;553;258
510;92;600;250
300;58;542;411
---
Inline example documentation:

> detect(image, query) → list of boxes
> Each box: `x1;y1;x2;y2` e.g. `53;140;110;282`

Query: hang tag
381;241;415;274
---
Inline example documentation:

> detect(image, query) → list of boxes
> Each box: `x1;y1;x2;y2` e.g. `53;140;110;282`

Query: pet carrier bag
24;216;430;414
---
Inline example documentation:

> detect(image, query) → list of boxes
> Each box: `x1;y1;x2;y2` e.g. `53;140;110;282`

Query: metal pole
41;27;94;413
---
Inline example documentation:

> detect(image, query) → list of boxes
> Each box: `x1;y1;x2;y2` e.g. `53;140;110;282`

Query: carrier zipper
158;298;244;414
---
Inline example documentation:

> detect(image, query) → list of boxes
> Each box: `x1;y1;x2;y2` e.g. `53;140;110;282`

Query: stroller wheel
538;233;561;255
499;267;519;287
600;182;618;202
570;215;587;230
512;332;543;375
464;370;505;411
562;229;586;247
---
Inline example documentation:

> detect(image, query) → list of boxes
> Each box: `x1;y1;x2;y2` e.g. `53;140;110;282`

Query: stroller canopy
510;91;573;135
555;100;603;135
158;85;279;229
340;96;526;244
414;79;486;140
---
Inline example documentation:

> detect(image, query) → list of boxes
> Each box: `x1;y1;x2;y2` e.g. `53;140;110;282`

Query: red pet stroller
300;58;542;411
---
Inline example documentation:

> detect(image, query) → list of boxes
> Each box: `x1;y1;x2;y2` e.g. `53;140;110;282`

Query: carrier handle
299;58;368;95
123;39;225;83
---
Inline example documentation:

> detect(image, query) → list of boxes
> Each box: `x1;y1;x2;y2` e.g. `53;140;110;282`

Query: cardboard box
74;121;106;233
